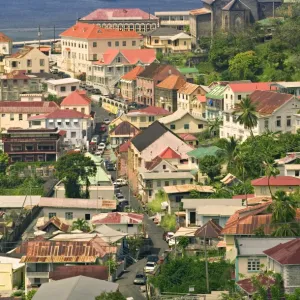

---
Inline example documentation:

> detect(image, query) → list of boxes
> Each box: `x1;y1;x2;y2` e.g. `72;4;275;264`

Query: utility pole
38;26;41;50
204;225;209;293
53;25;56;44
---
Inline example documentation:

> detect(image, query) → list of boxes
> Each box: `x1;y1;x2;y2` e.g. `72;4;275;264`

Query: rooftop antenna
38;26;41;50
149;7;151;20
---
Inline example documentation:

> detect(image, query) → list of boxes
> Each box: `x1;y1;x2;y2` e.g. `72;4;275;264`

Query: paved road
92;101;168;299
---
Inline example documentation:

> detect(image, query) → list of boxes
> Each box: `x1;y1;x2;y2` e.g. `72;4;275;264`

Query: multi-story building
155;11;190;30
120;66;144;102
205;83;227;119
28;109;93;147
136;63;181;106
4;46;49;74
79;8;159;33
1;127;65;163
60;90;92;115
155;74;186;112
0;32;12;56
59;23;143;74
87;49;156;94
0;100;59;130
271;82;300;96
144;27;192;54
46;78;81;98
0;70;42;101
220;90;298;141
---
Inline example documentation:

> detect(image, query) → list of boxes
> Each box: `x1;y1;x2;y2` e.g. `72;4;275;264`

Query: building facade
47;78;81;97
155;11;190;30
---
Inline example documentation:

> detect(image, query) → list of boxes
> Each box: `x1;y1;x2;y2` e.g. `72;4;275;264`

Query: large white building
220;90;299;141
47;78;81;98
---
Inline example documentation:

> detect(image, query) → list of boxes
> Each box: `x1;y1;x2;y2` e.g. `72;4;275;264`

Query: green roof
178;67;199;74
206;85;227;100
187;146;223;159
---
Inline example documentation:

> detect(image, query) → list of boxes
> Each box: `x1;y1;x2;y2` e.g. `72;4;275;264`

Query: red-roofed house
109;121;140;147
60;90;92;115
91;212;144;235
28;109;93;147
220;90;297;141
87;49;157;94
0;32;12;56
179;133;198;147
79;8;159;33
120;66;145;101
251;176;300;196
59;23;142;74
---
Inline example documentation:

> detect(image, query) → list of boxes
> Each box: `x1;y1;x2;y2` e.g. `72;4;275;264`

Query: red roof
119;140;131;153
159;147;181;159
121;66;145;81
263;239;300;265
228;82;273;93
3;70;29;80
197;95;206;103
81;8;158;21
178;133;197;141
92;212;143;224
28;109;90;120
61;90;91;106
232;194;255;199
156;74;186;90
94;49;156;65
0;32;12;42
251;176;300;186
0;101;59;114
60;23;142;40
237;276;275;295
127;106;171;116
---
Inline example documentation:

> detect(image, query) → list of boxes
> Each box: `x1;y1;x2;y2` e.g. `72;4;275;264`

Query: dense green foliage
150;257;233;294
71;218;90;232
95;291;125;300
160;214;176;232
147;190;168;213
198;155;221;181
0;150;9;174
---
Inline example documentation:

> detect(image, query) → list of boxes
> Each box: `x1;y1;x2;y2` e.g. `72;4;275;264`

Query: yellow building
0;256;24;291
4;46;49;74
144;27;192;54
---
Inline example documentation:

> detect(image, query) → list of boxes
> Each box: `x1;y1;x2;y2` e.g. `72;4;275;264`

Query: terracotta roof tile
137;63;181;80
0;101;59;114
178;82;200;95
0;32;12;42
195;219;223;238
119;140;131;152
179;133;198;141
237;276;275;295
197;95;206;103
159;147;181;159
92;212;143;224
60;23;142;40
38;216;69;232
228;82;273;93
251;176;300;186
189;8;212;15
121;66;145;81
145;156;163;170
156;74;186;90
3;70;30;80
110;121;140;136
61;90;91;106
127;106;171;116
28;109;90;120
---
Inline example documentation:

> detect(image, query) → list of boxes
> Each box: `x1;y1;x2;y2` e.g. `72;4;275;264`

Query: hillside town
1;3;300;300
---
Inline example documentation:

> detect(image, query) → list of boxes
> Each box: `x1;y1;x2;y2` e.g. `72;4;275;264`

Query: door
190;211;196;224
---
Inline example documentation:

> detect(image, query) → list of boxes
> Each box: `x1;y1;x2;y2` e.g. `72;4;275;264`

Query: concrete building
60;90;92;115
271;82;300;96
0;70;42;101
4;46;49;74
79;8;159;33
46;78;81;97
206;83;227;119
144;27;192;54
276;153;300;177
220;90;299;141
59;23;143;74
0;32;12;56
155;11;190;30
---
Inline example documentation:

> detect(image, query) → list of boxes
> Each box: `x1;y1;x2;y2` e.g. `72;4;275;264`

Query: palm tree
221;136;239;172
72;218;90;232
233;96;258;137
207;117;223;137
263;160;279;198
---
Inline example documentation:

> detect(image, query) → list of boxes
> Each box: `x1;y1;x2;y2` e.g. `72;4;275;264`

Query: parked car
114;187;121;194
133;273;147;285
163;232;175;242
144;262;156;274
106;163;116;171
97;142;106;151
57;71;65;77
91;135;100;144
79;82;86;88
101;135;108;143
168;236;178;246
50;67;58;74
95;150;103;156
113;178;127;187
103;118;110;125
86;85;94;91
116;194;126;202
62;73;71;78
99;125;106;133
147;255;159;264
92;88;101;95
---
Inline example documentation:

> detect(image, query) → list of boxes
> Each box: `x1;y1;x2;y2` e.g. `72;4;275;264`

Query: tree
210;182;232;198
0;150;9;174
233;96;258;137
198;155;221;182
71;218;90;232
218;137;239;172
95;291;125;300
177;236;189;255
207;117;223;137
263;160;279;197
160;214;176;232
147;190;168;213
25;290;37;300
126;235;143;257
55;153;96;198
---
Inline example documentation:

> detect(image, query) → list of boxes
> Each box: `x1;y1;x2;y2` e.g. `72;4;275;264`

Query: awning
56;119;62;122
73;119;79;122
49;119;54;123
217;241;226;248
65;119;70;122
65;48;70;51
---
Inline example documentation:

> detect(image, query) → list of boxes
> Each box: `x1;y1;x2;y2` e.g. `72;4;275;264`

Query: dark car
117;200;129;212
86;85;94;91
147;255;159;263
100;135;108;143
99;125;106;133
79;82;86;88
57;71;64;77
106;163;116;171
92;88;101;95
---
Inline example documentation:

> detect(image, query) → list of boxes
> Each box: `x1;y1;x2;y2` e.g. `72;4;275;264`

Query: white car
103;118;111;125
168;237;179;246
144;262;156;273
113;178;128;187
95;149;103;156
98;143;106;150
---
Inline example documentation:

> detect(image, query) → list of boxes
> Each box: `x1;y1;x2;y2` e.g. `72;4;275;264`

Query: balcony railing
27;271;50;278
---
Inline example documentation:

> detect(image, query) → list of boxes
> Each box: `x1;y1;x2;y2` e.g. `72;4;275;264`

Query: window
115;41;119;46
295;170;300;177
276;116;281;127
157;180;161;187
93;42;97;47
19;114;23;121
37;144;55;151
108;42;112;47
71;86;77;91
10;113;14;121
148;116;155;122
57;120;62;125
40;59;45;66
12;61;17;68
181;179;185;184
184;41;187;46
132;41;136;46
165;181;169;186
184;124;189;130
49;212;56;218
65;212;73;220
27;59;32;67
65;120;70;126
32;121;41;126
11;145;22;151
93;54;97;60
198;124;203;129
155;39;159;44
25;144;34;151
162;164;166;170
238;95;242;100
172;180;177;185
140;116;146;122
264;119;269;129
122;41;126;46
40;69;44;73
85;214;91;220
116;56;121;63
287;116;291;127
148;190;152;197
60;86;66;92
71;132;76;138
170;124;176;130
81;108;85;114
247;258;260;271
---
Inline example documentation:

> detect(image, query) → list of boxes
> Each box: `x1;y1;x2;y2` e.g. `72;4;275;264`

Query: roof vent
168;69;172;75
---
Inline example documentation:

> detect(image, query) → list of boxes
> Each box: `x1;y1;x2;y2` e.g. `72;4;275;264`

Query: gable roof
156;74;186;90
144;156;163;170
222;0;251;10
144;27;183;37
61;90;91;106
0;101;59;114
159;147;181;159
131;121;169;152
159;108;206;124
249;90;294;115
177;82;200;95
94;49;156;65
37;216;70;232
251;176;300;186
227;82;272;93
119;140;131;153
0;32;12;42
9;46;34;58
91;212;143;225
60;23;142;40
109;120;140;136
32;275;118;300
263;239;300;265
126;106;171;116
28;109;90;121
195;219;223;238
179;133;198;141
137;63;181;80
237;276;275;295
121;66;145;81
206;84;227;100
187;146;222;159
189;8;212;15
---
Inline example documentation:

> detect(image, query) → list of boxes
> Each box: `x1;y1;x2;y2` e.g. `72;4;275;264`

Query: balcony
160;20;189;26
27;271;50;278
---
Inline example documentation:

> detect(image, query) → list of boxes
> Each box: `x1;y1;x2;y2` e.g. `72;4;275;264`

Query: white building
46;78;81;97
220;90;299;141
276;153;300;177
0;32;12;56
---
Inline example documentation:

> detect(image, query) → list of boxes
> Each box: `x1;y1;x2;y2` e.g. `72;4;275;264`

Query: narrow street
91;100;169;299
